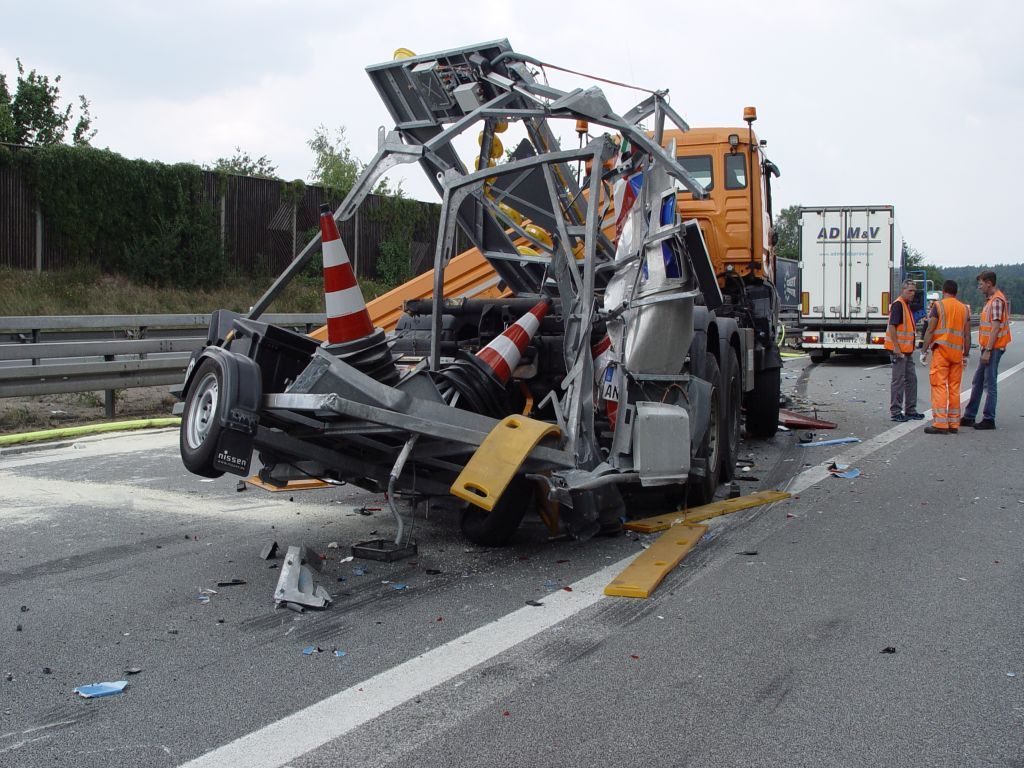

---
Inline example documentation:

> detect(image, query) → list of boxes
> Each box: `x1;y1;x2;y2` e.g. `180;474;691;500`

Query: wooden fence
0;156;466;280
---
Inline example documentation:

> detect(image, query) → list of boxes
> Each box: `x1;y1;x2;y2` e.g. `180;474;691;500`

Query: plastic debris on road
880;646;897;654
525;600;544;607
74;681;128;698
334;650;347;658
391;583;407;590
302;646;323;655
799;437;861;447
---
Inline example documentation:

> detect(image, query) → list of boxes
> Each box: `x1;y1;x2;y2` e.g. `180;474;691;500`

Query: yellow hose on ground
0;418;181;447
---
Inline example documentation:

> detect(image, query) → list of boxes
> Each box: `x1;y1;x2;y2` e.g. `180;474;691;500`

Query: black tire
688;355;722;507
720;349;742;483
809;350;830;364
459;477;533;546
745;365;780;438
180;359;226;478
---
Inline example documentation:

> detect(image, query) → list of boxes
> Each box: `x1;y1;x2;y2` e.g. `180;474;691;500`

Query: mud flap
213;428;255;476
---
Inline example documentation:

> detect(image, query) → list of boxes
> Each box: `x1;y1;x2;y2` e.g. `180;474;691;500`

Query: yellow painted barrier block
623;490;791;533
450;415;560;511
604;523;708;598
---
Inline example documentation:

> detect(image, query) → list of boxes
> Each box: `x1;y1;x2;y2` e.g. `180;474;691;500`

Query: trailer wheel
809;350;830;364
688;355;722;507
720;349;742;483
459;477;533;546
745;365;780;438
180;359;226;478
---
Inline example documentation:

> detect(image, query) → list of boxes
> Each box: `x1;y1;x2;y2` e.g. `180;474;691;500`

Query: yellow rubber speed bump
624;490;791;533
604;524;708;598
451;415;560;511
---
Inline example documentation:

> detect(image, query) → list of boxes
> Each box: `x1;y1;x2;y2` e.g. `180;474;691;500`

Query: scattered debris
273;546;332;609
20;606;28;613
302;646;323;656
327;542;340;549
880;647;897;654
1008;672;1016;678
799;437;861;447
124;667;143;675
217;579;246;587
425;568;442;575
525;600;544;607
799;432;815;444
738;476;760;482
737;551;759;556
16;624;22;632
236;481;247;492
260;541;279;560
728;482;741;499
353;567;367;576
831;469;861;479
74;681;129;698
391;583;408;590
42;667;52;674
334;650;347;658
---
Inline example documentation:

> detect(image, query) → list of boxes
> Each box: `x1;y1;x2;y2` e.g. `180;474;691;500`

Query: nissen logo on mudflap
217;451;248;469
817;226;881;242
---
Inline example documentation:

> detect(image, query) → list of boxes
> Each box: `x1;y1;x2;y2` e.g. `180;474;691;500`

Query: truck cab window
674;155;713;194
725;153;747;189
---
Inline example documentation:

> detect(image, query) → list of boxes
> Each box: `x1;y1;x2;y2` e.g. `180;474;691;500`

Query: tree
307;125;362;199
901;241;942;287
0;59;94;146
774;204;800;261
210;146;278;178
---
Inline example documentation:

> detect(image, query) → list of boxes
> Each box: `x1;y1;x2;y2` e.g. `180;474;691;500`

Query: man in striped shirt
961;270;1012;430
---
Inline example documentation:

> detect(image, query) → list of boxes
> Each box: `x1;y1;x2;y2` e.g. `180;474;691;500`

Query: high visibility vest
884;297;915;353
932;297;968;360
979;289;1012;350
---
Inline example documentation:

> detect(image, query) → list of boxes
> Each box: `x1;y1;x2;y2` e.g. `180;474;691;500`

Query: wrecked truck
174;40;783;549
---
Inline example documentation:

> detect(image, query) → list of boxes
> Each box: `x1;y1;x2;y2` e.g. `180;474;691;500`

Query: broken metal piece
351;539;418;563
273;546;332;609
260;541;279;560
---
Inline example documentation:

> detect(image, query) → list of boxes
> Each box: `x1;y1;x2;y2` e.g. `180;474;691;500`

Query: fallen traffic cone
319;203;398;385
320;204;374;344
434;299;550;418
475;299;550;385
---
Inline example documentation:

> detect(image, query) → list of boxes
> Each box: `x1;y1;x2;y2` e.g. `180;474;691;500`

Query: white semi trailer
797;205;903;362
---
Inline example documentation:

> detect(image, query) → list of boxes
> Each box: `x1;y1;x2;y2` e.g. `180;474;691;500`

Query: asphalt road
1;339;1022;768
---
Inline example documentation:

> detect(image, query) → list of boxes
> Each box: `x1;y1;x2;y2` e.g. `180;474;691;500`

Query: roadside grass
0;265;395;316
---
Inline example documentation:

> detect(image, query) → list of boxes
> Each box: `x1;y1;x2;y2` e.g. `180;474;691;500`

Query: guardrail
0;314;326;415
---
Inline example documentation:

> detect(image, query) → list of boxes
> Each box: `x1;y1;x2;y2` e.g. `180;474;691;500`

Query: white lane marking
177;559;629;768
787;356;1024;495
180;353;1024;768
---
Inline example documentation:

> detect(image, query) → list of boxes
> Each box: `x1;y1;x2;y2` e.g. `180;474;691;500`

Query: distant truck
797;205;902;362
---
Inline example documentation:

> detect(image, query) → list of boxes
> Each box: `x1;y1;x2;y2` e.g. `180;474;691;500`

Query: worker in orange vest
920;280;971;434
884;279;924;422
961;270;1012;430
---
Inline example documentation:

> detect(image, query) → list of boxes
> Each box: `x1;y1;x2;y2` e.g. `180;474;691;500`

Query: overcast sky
3;0;1021;267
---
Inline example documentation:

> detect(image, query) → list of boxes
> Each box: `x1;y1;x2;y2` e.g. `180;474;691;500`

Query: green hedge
5;144;226;288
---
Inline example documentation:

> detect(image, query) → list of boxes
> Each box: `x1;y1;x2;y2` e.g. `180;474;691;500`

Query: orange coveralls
929;298;969;431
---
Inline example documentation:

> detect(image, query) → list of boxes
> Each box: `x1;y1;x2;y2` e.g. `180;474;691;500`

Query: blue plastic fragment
74;681;128;698
302;646;318;655
798;437;861;447
391;583;407;590
832;469;861;479
334;650;346;657
353;568;366;576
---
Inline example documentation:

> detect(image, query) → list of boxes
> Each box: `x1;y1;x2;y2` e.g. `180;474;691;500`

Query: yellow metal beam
604;524;708;598
623;490;791;533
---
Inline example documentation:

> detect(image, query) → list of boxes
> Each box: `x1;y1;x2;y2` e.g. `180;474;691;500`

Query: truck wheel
720;349;742;483
180;359;226;478
745;365;780;438
459;477;532;546
809;350;830;364
688;355;722;507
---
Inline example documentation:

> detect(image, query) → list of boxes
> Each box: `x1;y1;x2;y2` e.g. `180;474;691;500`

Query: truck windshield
674;155;712;193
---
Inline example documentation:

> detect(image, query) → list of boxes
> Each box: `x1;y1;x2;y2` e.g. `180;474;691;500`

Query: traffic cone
320;204;373;345
475;300;550;385
434;299;550;418
319;203;398;385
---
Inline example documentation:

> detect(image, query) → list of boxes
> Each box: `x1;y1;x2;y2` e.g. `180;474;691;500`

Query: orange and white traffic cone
435;299;550;418
320;204;373;344
475;300;550;385
318;203;398;384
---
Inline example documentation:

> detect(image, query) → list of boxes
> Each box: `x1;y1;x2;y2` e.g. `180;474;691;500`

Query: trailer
175;41;784;549
797;205;902;362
